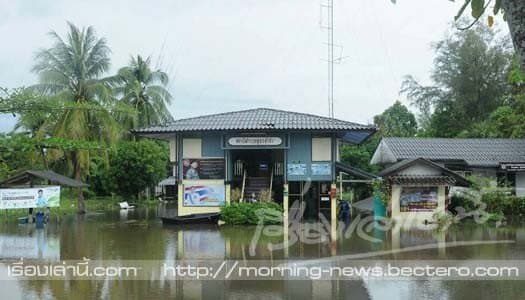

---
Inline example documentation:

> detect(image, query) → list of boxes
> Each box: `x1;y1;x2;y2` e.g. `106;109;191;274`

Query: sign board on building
311;163;331;176
182;158;225;180
228;137;282;147
501;163;525;172
183;180;225;207
0;186;60;209
399;187;438;212
287;163;307;176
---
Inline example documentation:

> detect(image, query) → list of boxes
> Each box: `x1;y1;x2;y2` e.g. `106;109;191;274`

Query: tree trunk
72;151;86;214
503;0;525;69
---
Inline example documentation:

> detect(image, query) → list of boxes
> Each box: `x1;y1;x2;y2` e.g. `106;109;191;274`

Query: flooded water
0;206;524;300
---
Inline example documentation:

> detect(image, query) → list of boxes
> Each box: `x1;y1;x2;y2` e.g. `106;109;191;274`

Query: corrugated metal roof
380;137;525;167
133;108;375;133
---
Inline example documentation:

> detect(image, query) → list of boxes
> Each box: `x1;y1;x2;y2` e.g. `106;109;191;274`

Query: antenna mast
320;0;346;118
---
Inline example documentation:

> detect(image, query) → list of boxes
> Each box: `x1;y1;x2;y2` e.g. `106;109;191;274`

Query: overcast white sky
0;0;509;132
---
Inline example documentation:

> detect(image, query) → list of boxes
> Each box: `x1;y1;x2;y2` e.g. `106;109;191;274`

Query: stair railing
240;169;247;203
269;166;274;199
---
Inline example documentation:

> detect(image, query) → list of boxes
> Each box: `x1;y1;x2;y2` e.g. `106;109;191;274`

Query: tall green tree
401;25;513;137
391;0;525;70
110;55;173;129
107;140;168;199
340;101;416;172
453;0;525;70
373;100;417;137
31;22;120;213
459;59;525;137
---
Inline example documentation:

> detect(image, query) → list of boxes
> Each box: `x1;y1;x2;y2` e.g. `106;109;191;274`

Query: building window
182;138;202;158
312;137;331;161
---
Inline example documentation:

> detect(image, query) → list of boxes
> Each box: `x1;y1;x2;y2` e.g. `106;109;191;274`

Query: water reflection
0;206;523;299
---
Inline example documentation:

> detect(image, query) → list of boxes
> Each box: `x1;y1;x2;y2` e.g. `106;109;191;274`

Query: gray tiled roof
133;108;375;133
379;157;470;186
382;137;525;167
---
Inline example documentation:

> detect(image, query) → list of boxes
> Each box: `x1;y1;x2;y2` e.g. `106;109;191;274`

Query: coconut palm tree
31;22;120;213
110;55;173;129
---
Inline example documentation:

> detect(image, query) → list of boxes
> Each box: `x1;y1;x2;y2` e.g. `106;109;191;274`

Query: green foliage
373;100;417;137
230;188;242;203
220;202;283;225
452;174;525;217
105;140;168;199
432;211;460;230
340;100;415;173
481;191;525;217
401;25;513;136
340;135;380;173
0;133;44;180
108;55;173;129
258;189;273;202
460;61;525;138
1;23;174;212
372;179;390;206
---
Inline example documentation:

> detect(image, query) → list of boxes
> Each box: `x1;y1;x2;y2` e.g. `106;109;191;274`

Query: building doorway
288;181;331;221
230;149;284;202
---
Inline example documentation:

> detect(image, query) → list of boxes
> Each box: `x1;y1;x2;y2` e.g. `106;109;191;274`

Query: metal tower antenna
320;0;347;118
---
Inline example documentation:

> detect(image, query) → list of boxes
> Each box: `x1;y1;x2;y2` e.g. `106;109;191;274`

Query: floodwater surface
0;205;524;300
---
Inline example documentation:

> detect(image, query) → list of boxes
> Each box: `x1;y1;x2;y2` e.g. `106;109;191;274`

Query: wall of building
176;133;228;216
287;133;334;182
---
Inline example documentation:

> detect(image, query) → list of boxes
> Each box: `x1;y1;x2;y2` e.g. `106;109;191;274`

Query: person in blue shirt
36;189;48;208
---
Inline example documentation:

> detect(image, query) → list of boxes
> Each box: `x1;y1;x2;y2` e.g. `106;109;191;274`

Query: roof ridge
258;107;374;127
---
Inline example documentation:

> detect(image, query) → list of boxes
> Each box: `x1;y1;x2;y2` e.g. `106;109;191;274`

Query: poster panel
182;158;224;180
183;180;225;207
399;187;438;212
0;186;60;209
287;164;307;176
311;163;331;176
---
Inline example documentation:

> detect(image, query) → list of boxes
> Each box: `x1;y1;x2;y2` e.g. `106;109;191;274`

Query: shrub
449;194;477;214
230;188;242;203
258;189;273;202
220;202;283;225
107;140;168;199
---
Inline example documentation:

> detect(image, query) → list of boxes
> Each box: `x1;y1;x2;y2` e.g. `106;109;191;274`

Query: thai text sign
228;137;282;146
0;186;60;209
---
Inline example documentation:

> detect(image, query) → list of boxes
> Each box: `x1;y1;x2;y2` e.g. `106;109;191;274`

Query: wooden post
330;183;337;241
283;183;289;258
225;183;231;204
177;183;183;216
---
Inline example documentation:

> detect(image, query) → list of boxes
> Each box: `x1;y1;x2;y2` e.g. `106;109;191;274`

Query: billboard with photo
0;186;60;209
182;158;224;180
183;180;225;207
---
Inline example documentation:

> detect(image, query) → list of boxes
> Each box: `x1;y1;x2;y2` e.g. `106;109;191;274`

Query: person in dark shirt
338;200;351;226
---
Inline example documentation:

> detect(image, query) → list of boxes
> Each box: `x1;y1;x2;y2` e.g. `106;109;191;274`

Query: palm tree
31;22;120;213
110;55;173;129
